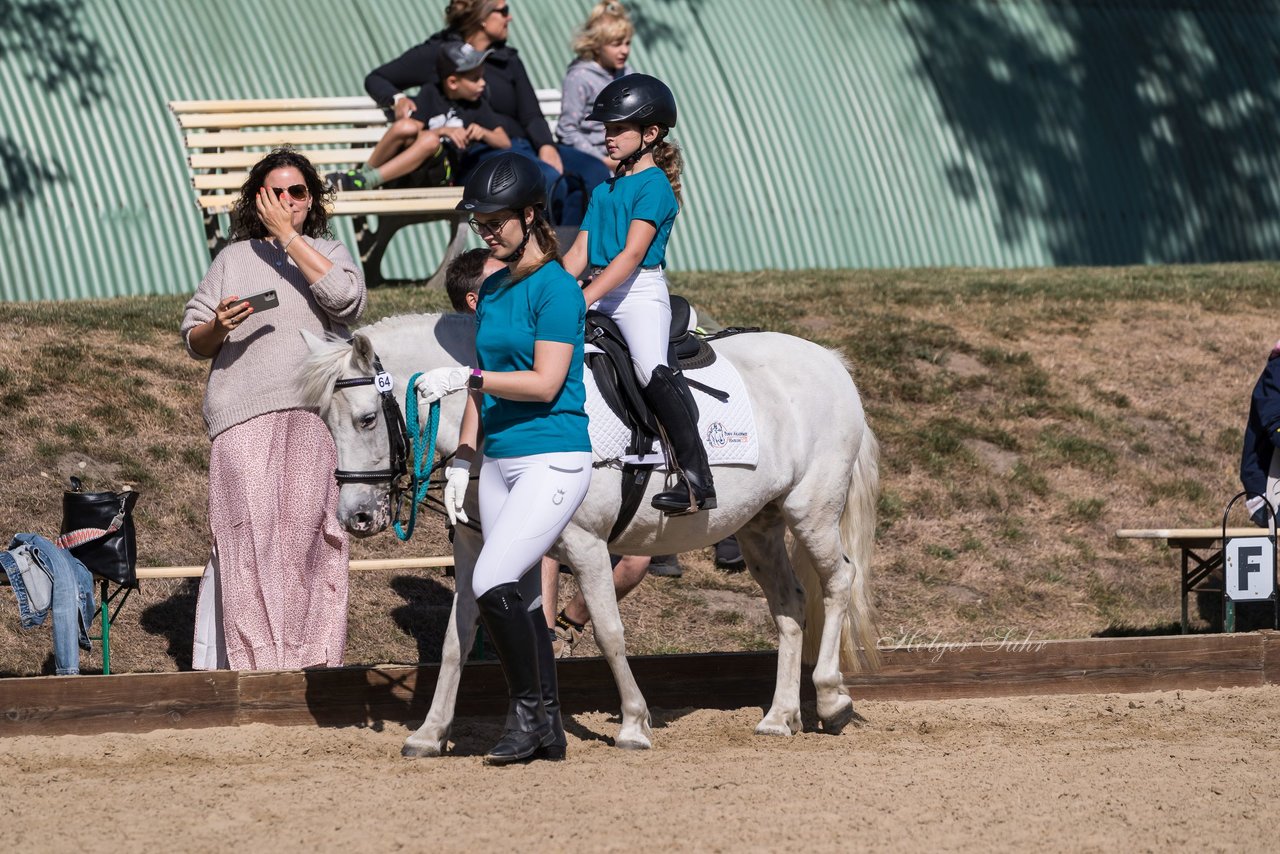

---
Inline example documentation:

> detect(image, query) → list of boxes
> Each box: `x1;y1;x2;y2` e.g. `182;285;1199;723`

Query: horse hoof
756;708;800;736
401;740;443;758
615;735;652;751
820;704;867;735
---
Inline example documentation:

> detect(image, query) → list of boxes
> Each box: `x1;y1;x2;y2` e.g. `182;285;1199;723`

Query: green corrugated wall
5;0;1280;300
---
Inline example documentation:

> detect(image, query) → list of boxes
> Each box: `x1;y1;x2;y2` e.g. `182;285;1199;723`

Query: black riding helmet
586;73;678;128
456;152;547;214
587;74;677;177
456;153;547;261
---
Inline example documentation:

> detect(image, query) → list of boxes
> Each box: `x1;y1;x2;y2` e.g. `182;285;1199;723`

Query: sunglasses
468;217;513;236
270;183;310;202
492;4;511;17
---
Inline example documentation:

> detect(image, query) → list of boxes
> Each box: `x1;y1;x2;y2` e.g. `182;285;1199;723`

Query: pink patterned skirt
197;409;348;670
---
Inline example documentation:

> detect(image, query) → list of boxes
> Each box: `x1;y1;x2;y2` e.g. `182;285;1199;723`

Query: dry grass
2;264;1278;676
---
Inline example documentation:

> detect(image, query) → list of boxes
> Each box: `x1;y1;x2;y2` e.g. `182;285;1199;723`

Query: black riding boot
534;625;567;760
642;365;717;514
475;583;555;766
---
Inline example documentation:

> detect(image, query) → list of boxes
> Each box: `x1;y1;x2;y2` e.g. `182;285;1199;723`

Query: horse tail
798;424;881;673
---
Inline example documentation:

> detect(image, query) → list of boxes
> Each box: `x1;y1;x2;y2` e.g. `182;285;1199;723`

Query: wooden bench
1115;527;1275;633
170;90;562;286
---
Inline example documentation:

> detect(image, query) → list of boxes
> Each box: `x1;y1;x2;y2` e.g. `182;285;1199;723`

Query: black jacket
1240;353;1280;521
364;30;553;149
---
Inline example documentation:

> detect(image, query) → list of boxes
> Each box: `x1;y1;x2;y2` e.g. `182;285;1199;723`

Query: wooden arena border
3;633;1278;737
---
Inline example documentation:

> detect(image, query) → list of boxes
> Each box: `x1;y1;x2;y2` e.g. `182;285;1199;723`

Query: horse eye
358;411;378;430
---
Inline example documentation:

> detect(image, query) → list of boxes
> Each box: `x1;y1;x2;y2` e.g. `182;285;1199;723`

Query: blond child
556;1;634;174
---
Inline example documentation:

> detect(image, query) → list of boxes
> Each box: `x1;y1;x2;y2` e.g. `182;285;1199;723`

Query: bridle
330;349;467;539
332;353;420;538
333;353;411;492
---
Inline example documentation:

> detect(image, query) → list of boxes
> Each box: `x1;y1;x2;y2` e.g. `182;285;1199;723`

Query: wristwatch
468;368;484;390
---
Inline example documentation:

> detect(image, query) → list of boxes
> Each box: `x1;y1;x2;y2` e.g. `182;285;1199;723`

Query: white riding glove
415;366;471;405
442;460;471;526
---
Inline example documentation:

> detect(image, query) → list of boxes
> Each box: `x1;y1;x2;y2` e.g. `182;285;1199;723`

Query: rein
393;371;440;541
331;354;447;540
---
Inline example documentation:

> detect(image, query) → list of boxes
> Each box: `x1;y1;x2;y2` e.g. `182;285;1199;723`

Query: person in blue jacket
1241;340;1280;526
414;152;591;766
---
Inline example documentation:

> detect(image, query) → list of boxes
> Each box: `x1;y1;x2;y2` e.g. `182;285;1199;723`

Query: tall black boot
534;625;567;760
475;583;555;766
642;365;717;514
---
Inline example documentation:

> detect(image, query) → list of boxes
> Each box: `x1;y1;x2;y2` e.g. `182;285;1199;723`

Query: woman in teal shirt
416;153;591;766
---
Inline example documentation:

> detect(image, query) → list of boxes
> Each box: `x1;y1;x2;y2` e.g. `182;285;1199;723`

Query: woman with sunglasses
415;152;591;765
181;148;367;672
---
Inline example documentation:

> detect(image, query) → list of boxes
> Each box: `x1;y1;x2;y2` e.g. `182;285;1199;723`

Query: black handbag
58;477;141;588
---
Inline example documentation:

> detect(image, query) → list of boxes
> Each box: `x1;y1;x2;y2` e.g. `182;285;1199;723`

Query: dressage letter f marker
1238;545;1264;591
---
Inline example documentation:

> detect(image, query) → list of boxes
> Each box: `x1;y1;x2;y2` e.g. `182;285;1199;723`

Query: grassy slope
1;264;1276;676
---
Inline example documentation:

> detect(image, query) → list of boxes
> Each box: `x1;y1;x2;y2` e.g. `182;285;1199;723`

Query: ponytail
529;214;562;267
652;137;684;207
508;208;562;283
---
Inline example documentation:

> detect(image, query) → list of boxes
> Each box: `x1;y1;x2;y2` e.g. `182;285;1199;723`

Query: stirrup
652;477;716;515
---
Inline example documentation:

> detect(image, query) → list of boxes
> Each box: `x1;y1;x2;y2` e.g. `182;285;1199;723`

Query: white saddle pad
584;348;759;468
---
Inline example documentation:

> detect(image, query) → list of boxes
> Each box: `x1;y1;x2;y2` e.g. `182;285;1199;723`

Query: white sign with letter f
1225;536;1276;601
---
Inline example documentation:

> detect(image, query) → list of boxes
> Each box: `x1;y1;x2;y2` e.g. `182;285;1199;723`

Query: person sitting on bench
329;42;509;192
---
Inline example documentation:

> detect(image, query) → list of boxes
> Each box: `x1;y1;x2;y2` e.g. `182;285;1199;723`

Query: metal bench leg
204;212;228;260
357;215;421;286
1181;549;1190;634
352;214;376;282
99;578;110;675
425;215;470;289
356;214;468;287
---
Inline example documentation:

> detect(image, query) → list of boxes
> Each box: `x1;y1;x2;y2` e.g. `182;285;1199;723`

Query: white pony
299;312;880;756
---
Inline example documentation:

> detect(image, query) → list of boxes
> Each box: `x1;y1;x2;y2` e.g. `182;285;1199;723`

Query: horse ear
352;333;375;371
299;329;326;354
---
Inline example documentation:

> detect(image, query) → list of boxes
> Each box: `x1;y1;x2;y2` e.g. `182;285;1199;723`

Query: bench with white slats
170;90;562;286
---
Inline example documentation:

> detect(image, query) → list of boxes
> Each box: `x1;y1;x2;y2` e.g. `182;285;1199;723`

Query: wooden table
1116;528;1276;633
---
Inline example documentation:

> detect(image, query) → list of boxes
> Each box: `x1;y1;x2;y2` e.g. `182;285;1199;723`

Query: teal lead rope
394;371;441;541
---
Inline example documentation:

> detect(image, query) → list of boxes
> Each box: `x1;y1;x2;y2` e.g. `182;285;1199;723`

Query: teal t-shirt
474;262;591;458
581;167;679;268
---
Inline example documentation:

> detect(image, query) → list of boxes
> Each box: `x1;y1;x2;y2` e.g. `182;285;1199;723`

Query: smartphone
240;289;279;314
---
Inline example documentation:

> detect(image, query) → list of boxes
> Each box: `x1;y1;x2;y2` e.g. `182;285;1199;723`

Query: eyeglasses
270;183;310;202
468;217;513;236
492;4;511;17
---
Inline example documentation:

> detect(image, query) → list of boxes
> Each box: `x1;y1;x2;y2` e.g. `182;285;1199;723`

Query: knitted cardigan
180;237;367;439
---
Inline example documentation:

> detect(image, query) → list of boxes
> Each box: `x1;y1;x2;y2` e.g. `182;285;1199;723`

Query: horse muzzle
337;484;391;537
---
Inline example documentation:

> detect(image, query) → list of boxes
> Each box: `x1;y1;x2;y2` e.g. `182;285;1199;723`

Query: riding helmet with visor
456;152;547;214
586;73;678;128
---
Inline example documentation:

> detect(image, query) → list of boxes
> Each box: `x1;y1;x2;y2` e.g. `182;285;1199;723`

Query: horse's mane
297;312;472;412
298;333;355;413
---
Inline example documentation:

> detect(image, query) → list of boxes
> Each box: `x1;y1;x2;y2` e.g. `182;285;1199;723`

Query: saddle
584;294;732;541
586;296;721;450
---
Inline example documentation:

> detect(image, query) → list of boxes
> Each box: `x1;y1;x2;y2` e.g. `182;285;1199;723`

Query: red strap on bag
55;509;127;551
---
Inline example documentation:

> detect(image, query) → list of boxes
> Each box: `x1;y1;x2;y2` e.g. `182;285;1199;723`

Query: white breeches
591;267;671;386
472;451;593;599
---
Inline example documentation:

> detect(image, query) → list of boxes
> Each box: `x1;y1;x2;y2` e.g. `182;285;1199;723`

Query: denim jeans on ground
1;533;96;675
